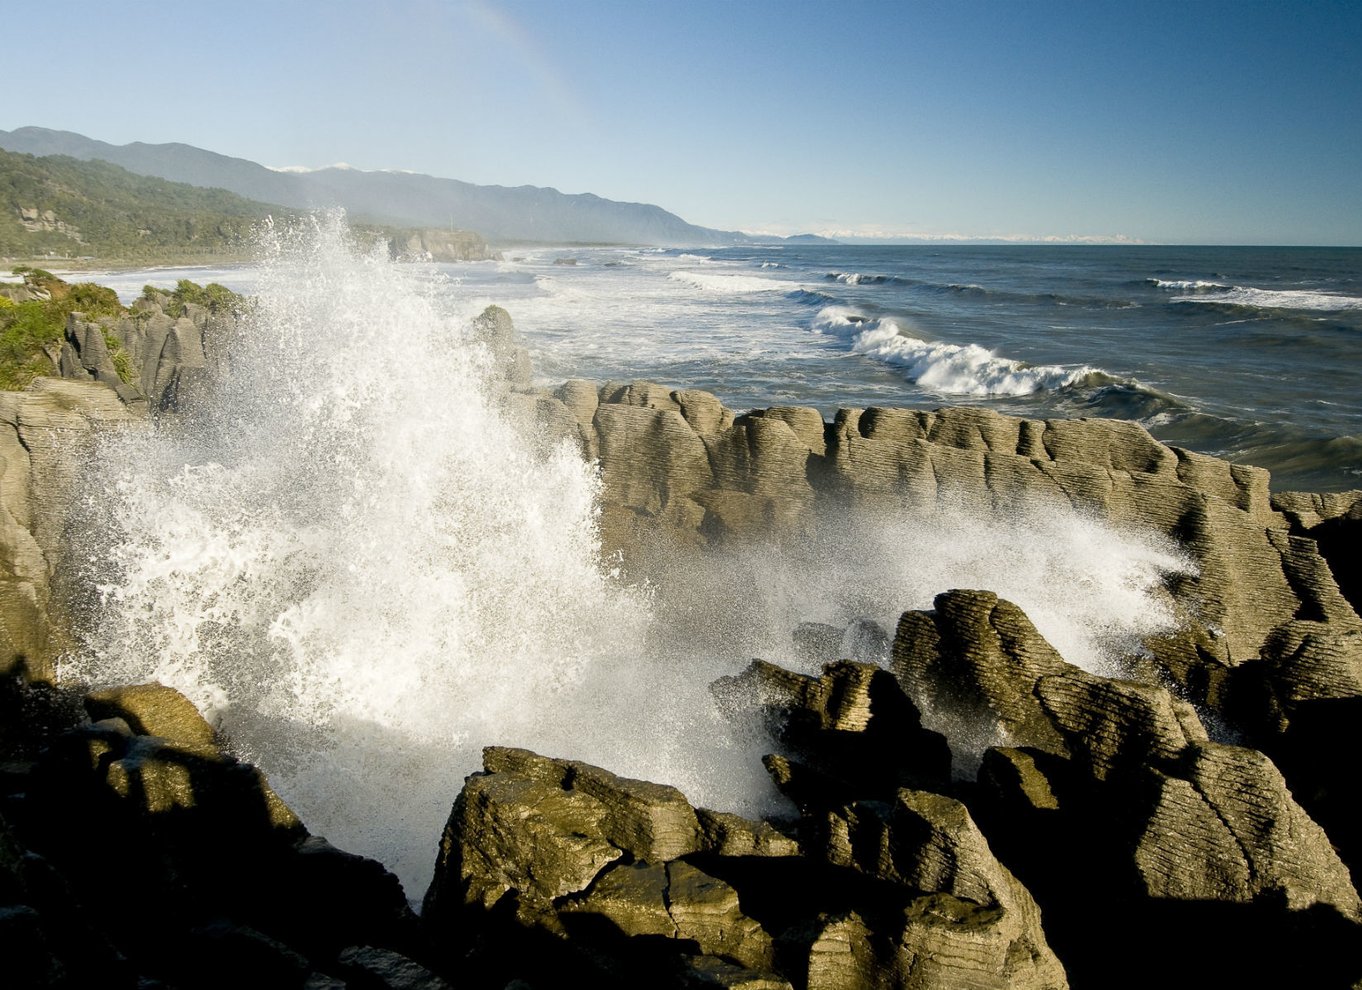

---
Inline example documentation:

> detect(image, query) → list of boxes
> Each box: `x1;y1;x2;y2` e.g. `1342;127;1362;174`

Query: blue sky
7;0;1360;244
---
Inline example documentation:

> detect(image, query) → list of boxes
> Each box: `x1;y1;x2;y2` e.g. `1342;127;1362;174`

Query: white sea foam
64;218;1192;897
652;501;1194;771
813;305;1094;396
668;270;788;294
65;216;708;893
1150;278;1362;312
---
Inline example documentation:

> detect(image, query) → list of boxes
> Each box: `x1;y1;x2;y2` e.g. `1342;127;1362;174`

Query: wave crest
668;271;787;294
1149;278;1362;313
812;306;1096;397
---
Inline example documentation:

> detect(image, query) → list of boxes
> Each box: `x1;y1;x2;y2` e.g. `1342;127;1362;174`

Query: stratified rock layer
0;379;137;681
892;590;1362;988
424;745;1067;990
523;379;1362;887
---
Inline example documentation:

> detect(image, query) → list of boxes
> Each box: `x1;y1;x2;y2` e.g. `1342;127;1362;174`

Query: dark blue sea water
89;243;1362;491
458;244;1362;492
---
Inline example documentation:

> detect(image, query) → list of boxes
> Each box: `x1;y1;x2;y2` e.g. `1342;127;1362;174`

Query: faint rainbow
462;0;588;125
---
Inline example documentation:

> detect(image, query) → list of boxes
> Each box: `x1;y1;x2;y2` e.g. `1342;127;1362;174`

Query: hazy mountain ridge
0;127;824;246
0;146;271;262
0;146;498;264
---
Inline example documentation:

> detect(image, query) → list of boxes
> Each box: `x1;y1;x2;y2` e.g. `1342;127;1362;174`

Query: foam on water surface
813;305;1096;396
65;218;1194;897
1149;278;1362;312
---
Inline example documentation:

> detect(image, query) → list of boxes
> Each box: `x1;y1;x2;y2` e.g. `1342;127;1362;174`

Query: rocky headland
0;294;1359;988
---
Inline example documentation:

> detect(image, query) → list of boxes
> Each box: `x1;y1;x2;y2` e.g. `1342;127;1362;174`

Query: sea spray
65;215;695;892
64;216;1194;895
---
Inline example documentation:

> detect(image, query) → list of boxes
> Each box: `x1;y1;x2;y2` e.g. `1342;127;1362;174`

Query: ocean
99;242;1362;492
71;230;1356;894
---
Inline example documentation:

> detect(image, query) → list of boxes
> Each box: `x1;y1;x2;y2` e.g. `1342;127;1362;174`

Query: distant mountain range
0;127;830;247
0;146;498;265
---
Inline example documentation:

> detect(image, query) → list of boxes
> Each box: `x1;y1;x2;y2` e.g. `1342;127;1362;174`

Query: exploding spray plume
65;215;1194;895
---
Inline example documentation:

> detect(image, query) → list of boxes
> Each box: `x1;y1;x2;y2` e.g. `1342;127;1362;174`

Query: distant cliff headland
0;266;1359;988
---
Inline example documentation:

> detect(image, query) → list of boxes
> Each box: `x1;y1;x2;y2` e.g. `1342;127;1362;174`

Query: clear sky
6;0;1360;244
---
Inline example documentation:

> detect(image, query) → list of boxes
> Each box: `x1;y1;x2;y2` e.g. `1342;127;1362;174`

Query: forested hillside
0;148;273;263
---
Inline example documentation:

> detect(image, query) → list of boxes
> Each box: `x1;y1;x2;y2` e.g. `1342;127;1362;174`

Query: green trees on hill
0;148;276;262
1;149;495;264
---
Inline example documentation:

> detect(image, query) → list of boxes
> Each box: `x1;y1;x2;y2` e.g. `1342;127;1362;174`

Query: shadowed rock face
886;590;1361;988
0;678;425;989
895;590;1358;917
423;745;1068;990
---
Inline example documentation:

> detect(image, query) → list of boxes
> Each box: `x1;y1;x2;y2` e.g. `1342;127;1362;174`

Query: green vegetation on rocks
141;279;244;318
0;269;243;390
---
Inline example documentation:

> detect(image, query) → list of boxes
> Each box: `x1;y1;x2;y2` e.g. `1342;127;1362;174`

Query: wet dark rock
334;945;455;990
713;659;952;813
424;746;1064;989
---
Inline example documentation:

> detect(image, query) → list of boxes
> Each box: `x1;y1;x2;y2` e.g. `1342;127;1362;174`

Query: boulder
815;790;1068;990
424;746;1065;990
0;678;423;987
892;592;1362;987
84;682;217;749
713;659;951;810
470;305;532;389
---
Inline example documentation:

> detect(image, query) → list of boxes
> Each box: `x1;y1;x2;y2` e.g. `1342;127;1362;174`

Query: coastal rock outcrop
889;590;1361;987
388;227;500;263
517;379;1362;877
551;384;1313;676
0;379;137;681
0;677;427;989
2;287;1361;990
423;745;1067;990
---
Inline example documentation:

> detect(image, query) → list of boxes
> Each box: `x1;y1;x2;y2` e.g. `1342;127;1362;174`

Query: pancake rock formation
1;303;1360;988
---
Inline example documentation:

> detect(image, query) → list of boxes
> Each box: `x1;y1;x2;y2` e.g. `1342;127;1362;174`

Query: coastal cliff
0;302;1359;988
386;227;500;263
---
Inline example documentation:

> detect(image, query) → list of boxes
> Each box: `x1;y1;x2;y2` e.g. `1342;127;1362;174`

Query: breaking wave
812;305;1097;397
668;270;789;294
1148;278;1362;313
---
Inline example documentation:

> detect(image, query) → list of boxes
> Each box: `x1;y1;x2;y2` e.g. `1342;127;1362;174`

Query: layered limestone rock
1;297;1359;988
424;746;1066;990
52;288;239;415
521;380;1362;871
712;659;951;812
0;379;137;681
896;590;1358;914
538;379;1350;678
890;590;1362;987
